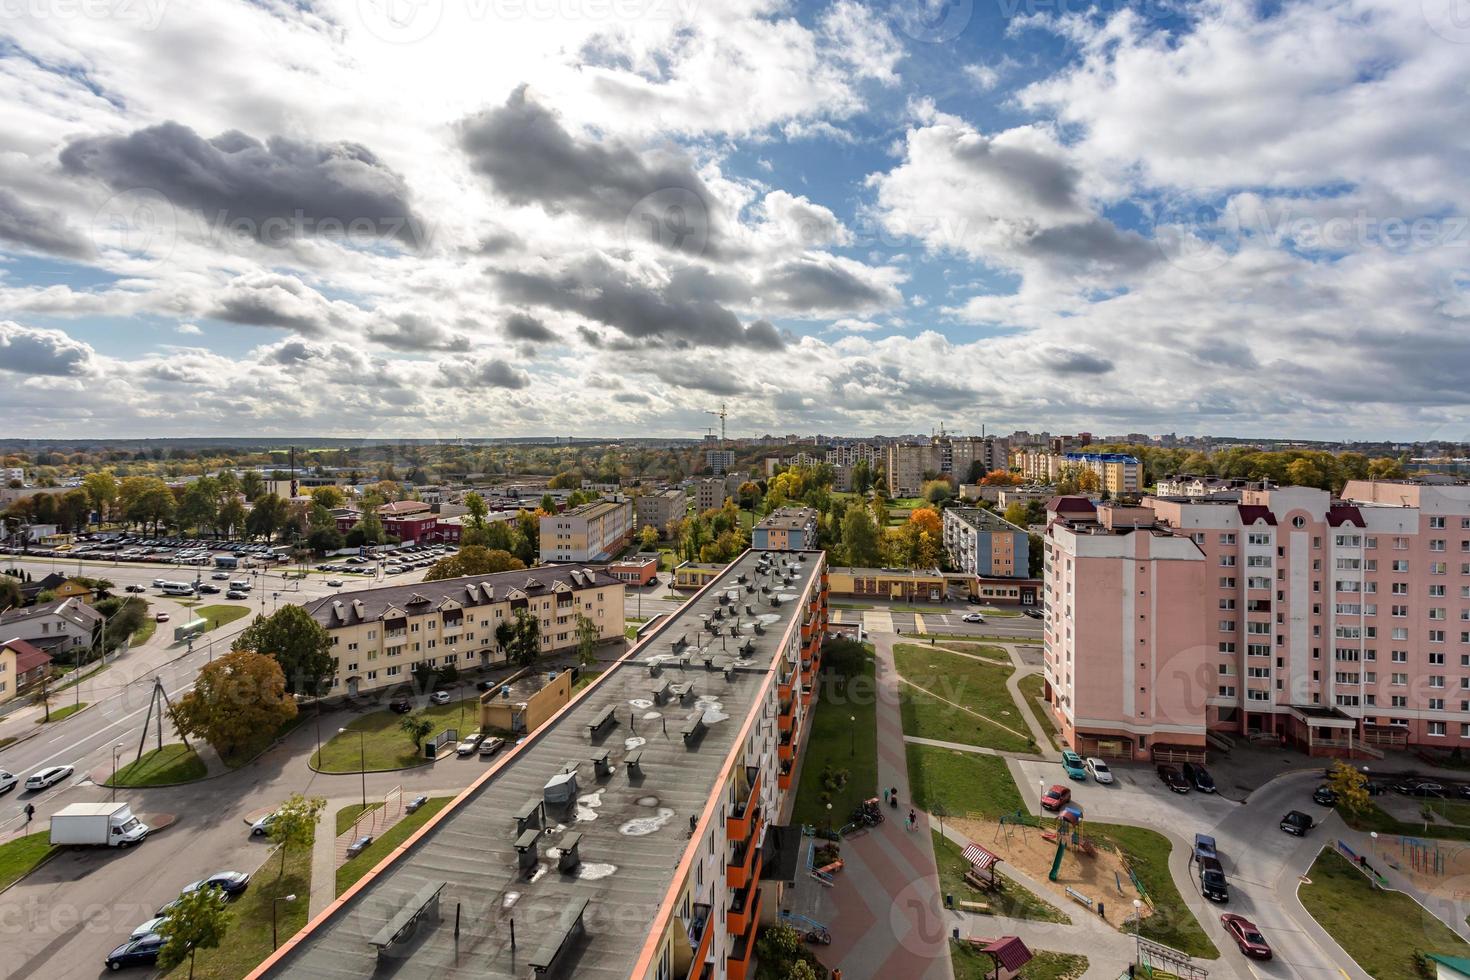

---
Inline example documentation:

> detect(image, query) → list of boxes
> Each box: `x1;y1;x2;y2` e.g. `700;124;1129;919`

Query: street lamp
111;743;124;802
272;893;298;949
826;802;833;836
340;727;366;809
1133;898;1142;966
849;715;856;757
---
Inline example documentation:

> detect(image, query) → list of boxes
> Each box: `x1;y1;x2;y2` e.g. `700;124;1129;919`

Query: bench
651;678;670;705
958;900;989;913
528;897;589;976
369;880;446;959
592;749;611;778
587;705;616;738
514;798;544;835
625;749;643;777
680;710;706;744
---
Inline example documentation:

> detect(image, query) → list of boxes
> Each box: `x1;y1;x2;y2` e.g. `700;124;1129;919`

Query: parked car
155;612;169;623
1084;758;1113;784
0;770;15;794
1041;784;1072;811
388;698;412;713
1312;784;1337;806
1221;913;1271;959
429;690;451;705
961;613;985;623
124;584;146;593
476;679;498;692
249;812;278;837
478;736;505;757
1399;780;1447;798
1157;765;1190;794
1023;608;1043;619
1182;761;1216;793
105;935;163;971
1193;834;1218;862
1280;810;1315;836
128;917;166;941
456;733;484;756
184;871;250;898
346;835;374;858
226;590;248;600
26;765;74;790
1061;750;1088;781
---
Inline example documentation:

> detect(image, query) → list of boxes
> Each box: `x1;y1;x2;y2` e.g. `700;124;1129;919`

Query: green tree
246;492;288;541
639;524;660;550
306;526;345;554
308;485;345;509
1326;760;1370;815
171;649;298;760
400;712;434;748
239;470;265;501
232;605;337;696
840;506;881;567
176;477;220;535
575;613;600;667
0;575;21;611
267;793;325;877
494;608;541;667
464;491;488;528
82;470;118;525
423;545;525;581
157;887;229;979
216;496;247;538
1367;457;1405;480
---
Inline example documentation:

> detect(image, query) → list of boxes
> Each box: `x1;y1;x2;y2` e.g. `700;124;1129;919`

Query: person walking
883;788;889;805
908;808;917;831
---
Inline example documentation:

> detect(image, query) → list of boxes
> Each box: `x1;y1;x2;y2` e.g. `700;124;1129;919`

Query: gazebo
969;935;1033;980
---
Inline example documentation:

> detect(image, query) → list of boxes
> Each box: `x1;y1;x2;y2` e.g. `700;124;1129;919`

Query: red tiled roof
1237;504;1277;526
1047;496;1096;515
2;638;51;674
1326;504;1365;527
982;936;1033;972
962;842;1000;871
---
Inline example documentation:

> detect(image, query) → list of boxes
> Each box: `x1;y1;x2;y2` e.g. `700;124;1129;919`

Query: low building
943;507;1030;579
972;576;1041;607
18;573;95;606
0;598;102;656
539;499;633;563
606;556;659;587
752;507;819;551
694;478;727;513
0;638;52;704
826;566;945;602
479;667;573;735
672;560;725;590
635;488;685;536
305;566;624;698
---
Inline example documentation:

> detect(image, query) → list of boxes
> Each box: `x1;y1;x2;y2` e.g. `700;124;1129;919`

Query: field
790;646;878;828
111;744;207;786
312;695;481;772
894;645;1035;753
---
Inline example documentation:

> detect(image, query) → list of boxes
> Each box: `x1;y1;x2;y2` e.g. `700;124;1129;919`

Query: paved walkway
797;634;952;980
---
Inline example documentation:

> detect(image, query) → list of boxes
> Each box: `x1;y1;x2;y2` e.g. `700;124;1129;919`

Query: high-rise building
942;507;1030;579
254;548;830;980
705;449;736;474
695;478;727;513
1044;481;1470;759
539;499;633;563
1010;450;1142;495
886;435;1011;496
635;489;686;536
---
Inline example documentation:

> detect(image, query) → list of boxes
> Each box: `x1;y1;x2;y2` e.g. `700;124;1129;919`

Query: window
1392;582;1408;595
1219;620;1236;632
1219;577;1236;588
1335;534;1361;547
1248;532;1269;545
1431;517;1447;529
1218;686;1236;697
1429;721;1447;737
1219;642;1236;653
1392;650;1408;662
1432;539;1448;552
1220;532;1237;545
1431;585;1447;596
1219;555;1236;567
1431;630;1447;642
1219;598;1236;610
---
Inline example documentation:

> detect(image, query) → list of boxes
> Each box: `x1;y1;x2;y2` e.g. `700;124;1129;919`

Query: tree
1367;457;1405;480
266;793;325;878
639;525;660;550
232;605;337;696
216;497;247;538
176;478;219;535
494;609;541;667
841;507;881;567
171;650;298;760
979;468;1021;486
157;886;229;979
464;491;488;528
575;614;599;667
921;479;953;505
308;486;344;509
1326;760;1370;815
307;526;344;554
246;492;288;542
1003;502;1029;527
239;470;265;501
82;470;118;525
423;546;525;581
0;575;20;611
30;672;55;723
907;506;941;539
400;712;434;748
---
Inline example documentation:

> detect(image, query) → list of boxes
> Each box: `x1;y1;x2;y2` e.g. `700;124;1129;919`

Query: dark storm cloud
645;360;748;396
0;189;94;258
952;135;1084;214
493;259;785;351
0;322;93;376
60;121;424;246
439;357;531;389
209;274;339;335
503;312;557;343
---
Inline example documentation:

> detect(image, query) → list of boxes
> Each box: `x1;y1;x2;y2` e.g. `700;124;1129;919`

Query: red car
1221;913;1271;959
1041;784;1071;811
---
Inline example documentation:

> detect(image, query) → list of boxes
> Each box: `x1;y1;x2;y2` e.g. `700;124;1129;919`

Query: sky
0;0;1468;441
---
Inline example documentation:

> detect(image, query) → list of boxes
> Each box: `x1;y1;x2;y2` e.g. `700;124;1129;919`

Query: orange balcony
727;872;762;942
727;770;762;842
778;709;794;734
778;765;792;791
727;838;759;890
778;676;793;702
726;885;761;980
684;902;714;980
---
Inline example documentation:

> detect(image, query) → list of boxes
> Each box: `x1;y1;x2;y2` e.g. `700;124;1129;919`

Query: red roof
982;936;1033;972
1047;496;1096;515
2;638;51;674
1326;504;1365;527
962;842;1000;871
1237;504;1277;526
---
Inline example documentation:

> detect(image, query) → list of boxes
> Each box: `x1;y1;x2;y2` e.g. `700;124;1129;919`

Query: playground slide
1048;837;1066;882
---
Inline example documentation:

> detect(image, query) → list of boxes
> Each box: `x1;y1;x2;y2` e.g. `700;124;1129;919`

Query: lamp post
340;727;366;809
1133;898;1142;965
826;802;833;836
272;893;298;949
111;743;123;802
849;715;856;757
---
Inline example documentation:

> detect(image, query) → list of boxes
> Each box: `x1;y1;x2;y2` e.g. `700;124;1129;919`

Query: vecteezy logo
357;0;443;45
92;187;176;268
1424;0;1470;45
1147;193;1243;274
891;0;973;43
623;188;711;256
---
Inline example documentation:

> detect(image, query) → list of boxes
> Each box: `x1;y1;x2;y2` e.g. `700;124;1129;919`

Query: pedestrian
833;970;842;980
908;808;916;831
24;803;34;827
883;788;889;805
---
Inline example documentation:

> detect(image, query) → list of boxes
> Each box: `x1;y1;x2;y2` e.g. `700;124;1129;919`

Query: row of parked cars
105;872;251;970
20;533;289;566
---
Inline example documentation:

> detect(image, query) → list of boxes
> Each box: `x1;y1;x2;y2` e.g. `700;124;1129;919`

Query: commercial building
607;556;659;587
673;560;725;590
943;507;1030;580
826;566;945;603
0;597;102;656
1012;451;1143;496
305;566;624;698
0;638;51;704
1045;480;1470;760
695;478;727;514
539;499;633;563
636;489;686;536
255;547;830;980
752;507;819;551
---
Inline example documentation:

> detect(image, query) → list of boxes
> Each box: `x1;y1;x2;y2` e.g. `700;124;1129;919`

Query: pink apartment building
1044;481;1470;760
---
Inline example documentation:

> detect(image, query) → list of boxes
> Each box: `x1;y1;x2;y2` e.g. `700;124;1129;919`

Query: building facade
1012;451;1143;495
636;489;686;536
538;499;633;563
752;507;819;551
695;478;727;514
307;566;624;698
824;442;882;468
0;638;51;704
943;507;1030;579
826;566;945;602
0;597;102;655
1046;481;1470;758
705;449;736;475
887;436;1010;496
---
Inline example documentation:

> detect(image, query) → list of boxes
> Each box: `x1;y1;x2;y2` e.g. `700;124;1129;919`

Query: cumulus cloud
0;322;94;376
438;357;531;389
0;189;94;258
503;312;557;343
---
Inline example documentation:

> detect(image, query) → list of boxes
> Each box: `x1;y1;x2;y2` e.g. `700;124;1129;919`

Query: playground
1366;832;1470;894
947;804;1151;931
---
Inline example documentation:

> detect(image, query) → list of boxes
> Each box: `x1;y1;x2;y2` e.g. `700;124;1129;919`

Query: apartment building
1045;481;1470;758
636;488;686;536
306;566;624;698
825;442;882;468
1012;451;1143;496
255;549;830;980
538;499;633;563
752;507;819;551
705;449;736;474
886;436;1009;496
942;436;1010;483
695;478;727;513
886;442;935;497
943;507;1030;579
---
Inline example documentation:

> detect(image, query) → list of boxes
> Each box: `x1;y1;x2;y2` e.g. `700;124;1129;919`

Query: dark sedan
1312;784;1337;806
1280;810;1314;836
1157;765;1191;793
1221;913;1272;959
105;935;163;971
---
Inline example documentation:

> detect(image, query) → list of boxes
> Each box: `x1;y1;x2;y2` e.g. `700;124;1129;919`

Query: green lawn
906;743;1026;821
933;831;1068;923
952;943;1086;980
1302;848;1470;980
1346;802;1470;842
195;603;252;630
895;645;1036;753
1089;823;1217;958
166;842;312;980
0;832;58;891
1018;673;1063;750
0;736;15;750
931;641;1010;662
111;744;206;786
790;646;878;829
337;797;454;895
222;712;309;769
53;662;110;693
312;696;481;772
35;702;87;724
336;802;384;835
133;616;157;646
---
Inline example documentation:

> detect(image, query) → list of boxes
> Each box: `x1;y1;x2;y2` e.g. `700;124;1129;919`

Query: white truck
49;802;150;847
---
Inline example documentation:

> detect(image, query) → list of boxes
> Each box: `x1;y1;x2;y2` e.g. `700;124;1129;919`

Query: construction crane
705;403;728;445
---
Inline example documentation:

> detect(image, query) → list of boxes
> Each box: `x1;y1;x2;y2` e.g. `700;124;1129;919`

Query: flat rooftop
264;548;823;980
946;507;1024;533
